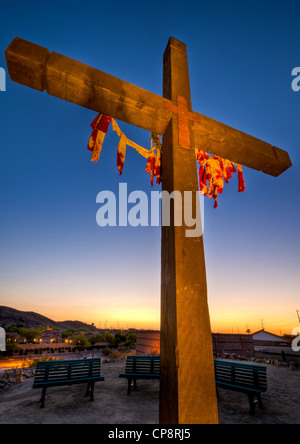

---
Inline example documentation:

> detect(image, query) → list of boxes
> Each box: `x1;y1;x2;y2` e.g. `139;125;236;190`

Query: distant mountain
0;306;98;332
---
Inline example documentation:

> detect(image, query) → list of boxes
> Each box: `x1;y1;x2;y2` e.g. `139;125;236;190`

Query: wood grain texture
160;37;219;425
192;111;292;176
5;37;292;177
45;51;172;135
5;37;50;92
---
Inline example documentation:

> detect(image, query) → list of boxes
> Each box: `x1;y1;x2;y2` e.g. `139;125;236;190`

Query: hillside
0;306;98;332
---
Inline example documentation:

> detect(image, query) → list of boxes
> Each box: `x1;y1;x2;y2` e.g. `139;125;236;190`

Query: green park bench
32;358;104;408
119;355;160;395
120;355;267;415
214;359;267;415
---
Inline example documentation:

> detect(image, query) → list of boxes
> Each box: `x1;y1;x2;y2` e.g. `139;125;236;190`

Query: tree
5;323;25;332
62;328;75;339
90;334;104;345
114;331;127;344
18;327;42;343
103;331;115;343
74;334;90;350
125;332;137;348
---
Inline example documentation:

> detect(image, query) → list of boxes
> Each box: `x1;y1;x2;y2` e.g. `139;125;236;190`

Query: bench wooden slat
33;377;103;387
216;381;263;394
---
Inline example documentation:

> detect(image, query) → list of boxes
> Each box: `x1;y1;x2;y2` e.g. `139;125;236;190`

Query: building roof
39;330;62;339
252;330;289;342
6;332;20;339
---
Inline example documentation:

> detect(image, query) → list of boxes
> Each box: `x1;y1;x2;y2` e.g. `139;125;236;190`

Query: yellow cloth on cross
196;149;245;208
91;130;106;163
117;132;127;175
88;114;112;163
112;118;150;159
87;114;246;203
88;113;163;186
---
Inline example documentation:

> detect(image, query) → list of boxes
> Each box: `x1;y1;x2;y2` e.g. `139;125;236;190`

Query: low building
252;330;290;347
6;332;21;343
37;329;63;344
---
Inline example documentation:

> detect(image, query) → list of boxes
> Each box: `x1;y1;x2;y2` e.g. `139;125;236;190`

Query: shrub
102;347;111;356
73;334;90;350
22;356;62;368
109;350;122;359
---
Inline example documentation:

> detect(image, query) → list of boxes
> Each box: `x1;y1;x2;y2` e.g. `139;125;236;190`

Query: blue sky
0;0;299;333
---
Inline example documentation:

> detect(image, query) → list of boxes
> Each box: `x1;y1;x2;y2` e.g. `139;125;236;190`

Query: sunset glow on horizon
1;272;298;336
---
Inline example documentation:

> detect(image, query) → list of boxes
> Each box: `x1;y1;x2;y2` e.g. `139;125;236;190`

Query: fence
136;331;255;357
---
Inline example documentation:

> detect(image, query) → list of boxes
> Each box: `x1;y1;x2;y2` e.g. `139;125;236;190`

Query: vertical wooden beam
160;37;219;424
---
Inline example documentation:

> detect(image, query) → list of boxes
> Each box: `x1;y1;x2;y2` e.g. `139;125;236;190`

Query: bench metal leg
85;382;95;401
127;377;132;395
127;377;138;395
257;393;265;411
248;394;258;416
89;382;95;401
40;388;47;408
133;377;137;391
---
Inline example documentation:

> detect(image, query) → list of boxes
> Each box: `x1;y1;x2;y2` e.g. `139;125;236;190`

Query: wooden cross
5;37;292;424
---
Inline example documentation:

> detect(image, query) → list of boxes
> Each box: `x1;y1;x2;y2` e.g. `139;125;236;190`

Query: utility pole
297;310;300;324
261;319;265;330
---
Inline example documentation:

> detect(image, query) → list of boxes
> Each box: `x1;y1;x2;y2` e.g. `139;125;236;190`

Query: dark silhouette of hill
0;306;98;331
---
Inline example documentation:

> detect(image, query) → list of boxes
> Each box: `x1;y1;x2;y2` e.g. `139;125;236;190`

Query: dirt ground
0;359;299;424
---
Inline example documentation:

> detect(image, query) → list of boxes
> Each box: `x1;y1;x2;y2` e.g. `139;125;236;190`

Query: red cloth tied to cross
116;133;127;175
88;114;112;163
146;133;162;186
146;150;161;186
197;149;245;208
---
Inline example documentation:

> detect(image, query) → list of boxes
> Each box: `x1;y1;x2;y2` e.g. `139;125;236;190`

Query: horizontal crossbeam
5;37;171;135
193;112;291;177
5;37;292;177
